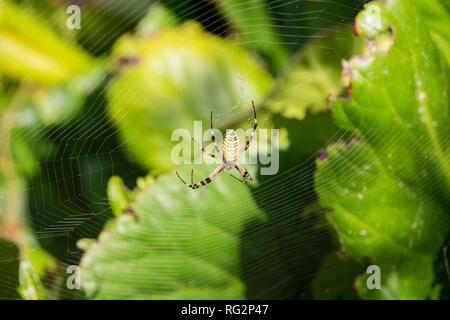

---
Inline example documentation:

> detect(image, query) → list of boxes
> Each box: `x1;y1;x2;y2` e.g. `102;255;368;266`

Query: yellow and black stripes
189;165;224;189
176;165;225;190
235;163;253;183
223;130;239;163
177;101;257;190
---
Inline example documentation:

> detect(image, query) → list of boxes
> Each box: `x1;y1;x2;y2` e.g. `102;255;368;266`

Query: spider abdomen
223;130;239;163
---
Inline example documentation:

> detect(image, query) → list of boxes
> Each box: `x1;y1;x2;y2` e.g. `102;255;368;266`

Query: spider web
0;0;448;300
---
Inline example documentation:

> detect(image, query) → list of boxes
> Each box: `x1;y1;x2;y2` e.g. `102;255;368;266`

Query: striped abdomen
223;130;239;163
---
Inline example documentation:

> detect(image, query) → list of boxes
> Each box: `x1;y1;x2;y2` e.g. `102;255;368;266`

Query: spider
176;101;257;189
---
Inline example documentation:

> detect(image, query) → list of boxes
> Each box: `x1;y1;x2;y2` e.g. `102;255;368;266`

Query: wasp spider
176;101;257;189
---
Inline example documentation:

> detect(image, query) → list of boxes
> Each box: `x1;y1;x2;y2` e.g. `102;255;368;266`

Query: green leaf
316;0;450;299
238;27;358;298
415;0;450;33
413;0;450;64
107;176;134;217
316;142;449;299
106;22;272;171
10;132;40;178
21;233;58;280
75;0;153;55
268;28;363;120
79;165;265;299
215;0;290;71
135;2;179;37
81;35;352;297
18;261;46;300
25;66;107;126
244;113;343;299
82;97;350;299
312;252;363;300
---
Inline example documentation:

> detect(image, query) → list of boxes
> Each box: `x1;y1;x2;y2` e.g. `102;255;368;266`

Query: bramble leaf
315;0;450;299
79;165;265;299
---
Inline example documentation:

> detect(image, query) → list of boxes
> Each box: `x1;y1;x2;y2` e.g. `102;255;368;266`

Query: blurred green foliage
0;239;20;299
0;0;94;84
107;21;272;171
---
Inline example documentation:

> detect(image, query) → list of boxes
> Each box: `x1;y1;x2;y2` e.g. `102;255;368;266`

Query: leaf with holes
268;27;364;121
315;0;450;299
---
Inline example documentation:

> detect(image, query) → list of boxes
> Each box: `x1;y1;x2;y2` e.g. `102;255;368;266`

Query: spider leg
238;100;258;154
234;163;253;183
176;169;193;185
210;111;221;155
229;173;247;184
192;137;217;160
178;164;225;190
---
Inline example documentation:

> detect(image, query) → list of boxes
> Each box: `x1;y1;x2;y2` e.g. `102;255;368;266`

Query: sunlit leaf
268;28;363;120
80;165;264;299
18;261;46;300
315;0;450;299
135;2;179;37
0;0;95;85
107;176;134;217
